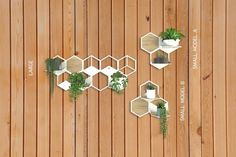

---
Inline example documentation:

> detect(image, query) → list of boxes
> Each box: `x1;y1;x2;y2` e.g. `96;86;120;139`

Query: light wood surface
0;0;235;157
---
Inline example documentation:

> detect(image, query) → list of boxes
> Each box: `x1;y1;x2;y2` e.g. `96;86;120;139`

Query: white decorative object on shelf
53;54;136;92
140;32;181;69
130;81;168;119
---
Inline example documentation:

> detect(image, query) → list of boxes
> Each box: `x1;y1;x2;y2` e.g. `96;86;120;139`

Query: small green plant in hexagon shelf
157;100;168;136
109;71;128;94
160;28;184;47
46;57;64;95
68;72;87;101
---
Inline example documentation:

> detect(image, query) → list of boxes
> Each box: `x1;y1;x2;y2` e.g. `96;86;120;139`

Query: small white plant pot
109;77;127;91
149;103;157;113
163;39;180;46
146;89;156;99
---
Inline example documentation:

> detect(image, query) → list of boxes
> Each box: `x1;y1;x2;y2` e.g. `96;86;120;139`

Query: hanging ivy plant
109;71;128;94
68;72;87;101
157;101;168;136
45;57;63;95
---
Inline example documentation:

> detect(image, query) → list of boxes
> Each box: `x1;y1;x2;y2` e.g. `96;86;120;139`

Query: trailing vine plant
68;72;87;101
157;101;168;136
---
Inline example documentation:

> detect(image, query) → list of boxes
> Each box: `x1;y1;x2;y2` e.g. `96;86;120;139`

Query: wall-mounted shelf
140;32;181;69
52;55;136;93
130;81;168;119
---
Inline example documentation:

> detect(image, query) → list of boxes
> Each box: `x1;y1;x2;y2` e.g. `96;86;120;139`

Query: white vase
163;39;180;46
146;89;156;99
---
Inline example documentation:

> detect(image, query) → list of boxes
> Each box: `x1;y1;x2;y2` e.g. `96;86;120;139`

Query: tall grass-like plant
46;57;63;95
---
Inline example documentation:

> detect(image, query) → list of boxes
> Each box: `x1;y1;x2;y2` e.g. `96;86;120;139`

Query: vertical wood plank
87;0;99;156
163;0;177;156
75;0;88;157
0;0;11;157
11;0;24;156
213;0;227;157
50;0;63;156
112;0;125;157
63;0;75;156
150;0;164;156
189;0;201;156
124;0;138;157
226;0;236;156
99;0;112;156
176;0;189;157
37;0;50;156
201;0;213;156
137;0;151;157
24;0;37;156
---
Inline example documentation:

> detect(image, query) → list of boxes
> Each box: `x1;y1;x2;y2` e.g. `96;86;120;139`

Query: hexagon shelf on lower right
130;81;169;119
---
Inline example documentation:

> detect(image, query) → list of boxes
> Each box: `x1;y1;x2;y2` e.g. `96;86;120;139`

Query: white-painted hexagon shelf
130;97;150;117
66;55;84;74
140;32;182;69
118;55;136;77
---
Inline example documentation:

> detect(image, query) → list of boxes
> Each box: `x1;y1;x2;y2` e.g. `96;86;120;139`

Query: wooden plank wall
0;0;235;157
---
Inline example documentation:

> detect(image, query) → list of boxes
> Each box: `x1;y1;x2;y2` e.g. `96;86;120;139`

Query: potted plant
68;72;87;101
160;28;184;46
156;101;168;136
153;51;168;64
146;83;156;99
109;71;128;94
46;57;64;95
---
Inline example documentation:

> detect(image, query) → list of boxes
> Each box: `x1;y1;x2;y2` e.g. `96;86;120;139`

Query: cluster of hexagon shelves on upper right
52;54;136;92
141;32;181;69
130;81;169;118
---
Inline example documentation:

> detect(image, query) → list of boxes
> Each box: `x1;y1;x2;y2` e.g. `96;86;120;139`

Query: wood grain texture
11;0;24;157
37;0;50;157
213;0;227;157
75;1;88;157
99;0;112;157
50;0;63;156
164;0;177;156
176;0;189;156
112;0;125;157
1;1;236;157
0;1;10;157
63;0;75;157
189;0;201;156
124;0;138;156
227;0;236;156
201;0;213;156
150;0;164;156
24;0;37;156
87;0;99;156
137;0;151;157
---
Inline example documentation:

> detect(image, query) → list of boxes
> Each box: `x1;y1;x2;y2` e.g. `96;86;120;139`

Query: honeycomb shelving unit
130;81;169;118
52;54;136;92
140;32;181;69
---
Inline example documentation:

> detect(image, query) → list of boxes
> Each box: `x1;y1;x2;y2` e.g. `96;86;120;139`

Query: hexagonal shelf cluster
130;81;169;118
141;32;181;69
52;55;136;92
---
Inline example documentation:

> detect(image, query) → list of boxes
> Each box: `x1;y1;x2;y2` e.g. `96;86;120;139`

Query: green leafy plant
146;83;156;90
160;28;184;40
157;101;168;136
68;72;87;101
110;71;128;94
46;57;63;95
